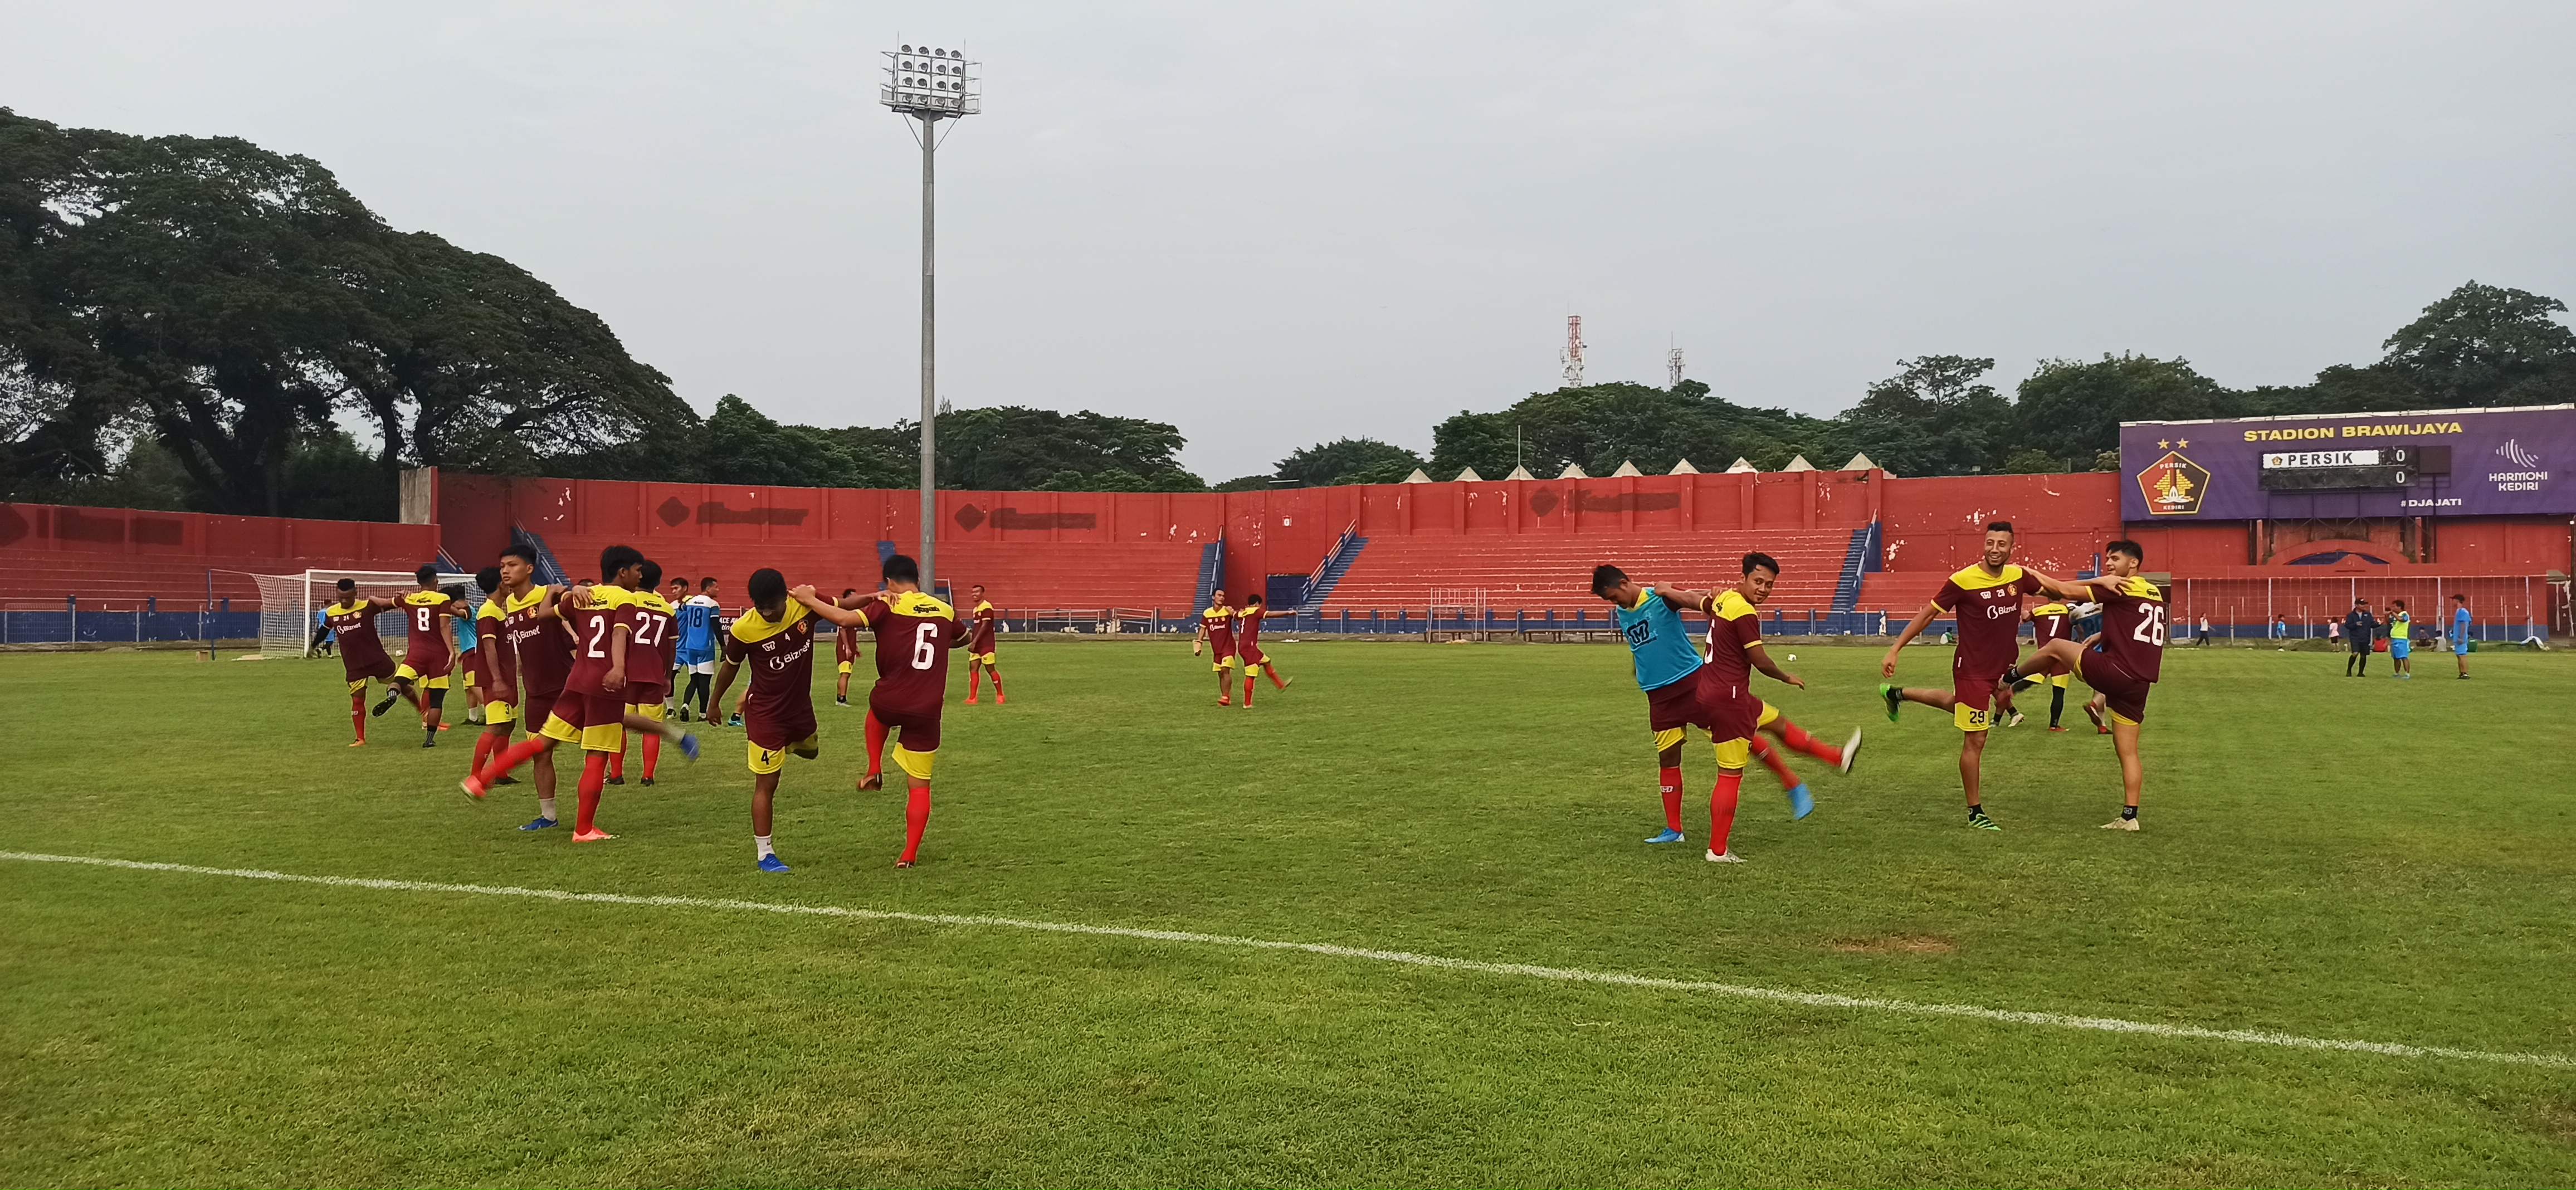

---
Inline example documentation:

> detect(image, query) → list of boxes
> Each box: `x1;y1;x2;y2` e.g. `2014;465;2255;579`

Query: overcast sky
9;1;2573;481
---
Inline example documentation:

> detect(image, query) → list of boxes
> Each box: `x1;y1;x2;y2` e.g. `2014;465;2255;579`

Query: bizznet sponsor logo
764;637;813;672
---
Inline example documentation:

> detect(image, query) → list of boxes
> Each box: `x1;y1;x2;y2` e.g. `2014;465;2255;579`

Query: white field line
7;849;2570;1072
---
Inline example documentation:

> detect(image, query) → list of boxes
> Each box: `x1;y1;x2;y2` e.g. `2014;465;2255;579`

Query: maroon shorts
1952;677;1998;715
2077;648;2152;725
458;648;484;687
1696;669;1763;742
867;694;943;753
548;690;624;730
402;648;454;680
1239;645;1269;667
522;687;563;734
626;681;668;710
743;704;819;752
1646;679;1713;734
342;655;397;685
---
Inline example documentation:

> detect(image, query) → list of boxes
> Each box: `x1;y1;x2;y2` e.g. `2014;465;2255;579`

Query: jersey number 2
911;622;939;670
586;617;612;660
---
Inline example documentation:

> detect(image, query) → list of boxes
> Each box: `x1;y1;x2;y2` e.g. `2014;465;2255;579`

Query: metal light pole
883;43;980;593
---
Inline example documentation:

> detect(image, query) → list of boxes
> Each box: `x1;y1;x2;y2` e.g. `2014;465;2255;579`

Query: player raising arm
320;577;416;746
705;568;821;874
1877;520;2048;831
833;588;863;707
790;554;970;868
1999;539;2166;831
384;564;466;747
1233;592;1295;708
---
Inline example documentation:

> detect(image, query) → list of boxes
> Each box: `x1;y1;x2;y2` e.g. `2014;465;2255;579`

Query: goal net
1428;588;1489;628
233;569;480;659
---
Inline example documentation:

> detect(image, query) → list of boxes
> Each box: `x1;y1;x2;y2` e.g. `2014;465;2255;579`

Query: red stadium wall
0;501;443;606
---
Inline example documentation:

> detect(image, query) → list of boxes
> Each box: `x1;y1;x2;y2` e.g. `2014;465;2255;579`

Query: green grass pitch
4;639;2573;1186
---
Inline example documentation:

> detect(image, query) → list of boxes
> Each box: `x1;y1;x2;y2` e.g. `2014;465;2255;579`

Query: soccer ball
1785;653;1798;661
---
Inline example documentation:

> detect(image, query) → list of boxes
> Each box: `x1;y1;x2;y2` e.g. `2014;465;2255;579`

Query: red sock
1775;719;1841;767
1709;770;1743;855
1658;766;1684;832
989;672;1003;699
350;692;366;742
575;752;607;833
1242;677;1255;706
609;742;625;780
641;732;661;779
864;711;887;777
1750;737;1799;791
901;783;932;864
1266;667;1285;690
471;730;496;774
967;669;980;699
476;737;550;787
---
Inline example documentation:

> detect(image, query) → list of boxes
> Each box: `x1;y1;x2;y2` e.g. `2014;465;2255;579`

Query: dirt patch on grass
1828;934;1959;956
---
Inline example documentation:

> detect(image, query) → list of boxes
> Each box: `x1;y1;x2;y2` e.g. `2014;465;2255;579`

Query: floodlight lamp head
884;43;981;116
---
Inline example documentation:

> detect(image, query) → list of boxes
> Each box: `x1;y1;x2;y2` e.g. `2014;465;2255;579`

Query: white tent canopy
1454;467;1484;482
1782;454;1816;472
1402;468;1433;484
1725;457;1759;474
1556;462;1589;479
1608;459;1643;477
1503;465;1536;481
1669;458;1700;474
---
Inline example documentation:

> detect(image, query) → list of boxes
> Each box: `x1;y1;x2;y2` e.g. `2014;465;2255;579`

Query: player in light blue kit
1592;564;1718;845
2449;594;2473;679
672;576;723;720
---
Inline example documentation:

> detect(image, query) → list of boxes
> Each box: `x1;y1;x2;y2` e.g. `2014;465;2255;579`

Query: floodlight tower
1560;315;1585;388
883;42;980;592
1667;344;1685;389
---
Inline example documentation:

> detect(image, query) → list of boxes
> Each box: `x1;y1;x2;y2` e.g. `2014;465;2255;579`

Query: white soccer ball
1784;653;1797;661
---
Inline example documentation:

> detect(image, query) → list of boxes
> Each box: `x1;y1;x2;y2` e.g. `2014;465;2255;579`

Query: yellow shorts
1212;656;1237;671
1652;726;1688;752
1713;735;1750;769
2051;674;2071;689
630;701;666;723
1755;702;1780;730
346;677;375;695
2109;708;2141;727
483;699;516;725
392;664;450;690
892;744;936;781
748;735;820;775
836;660;854;675
1954;701;1993;732
540;713;623;753
972;651;996;666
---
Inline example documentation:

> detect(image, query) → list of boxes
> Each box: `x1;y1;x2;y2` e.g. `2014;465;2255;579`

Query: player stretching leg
1658;552;1862;840
1192;589;1237;706
609;560;691;787
1879;520;2047;831
801;556;969;867
467;565;525;789
1592;564;1718;844
385;564;465;747
963;584;1006;705
1235;592;1295;708
2001;539;2167;831
705;569;822;874
464;545;573;823
320;578;414;746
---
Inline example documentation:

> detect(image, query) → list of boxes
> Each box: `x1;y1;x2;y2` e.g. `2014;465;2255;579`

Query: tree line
6;108;2572;517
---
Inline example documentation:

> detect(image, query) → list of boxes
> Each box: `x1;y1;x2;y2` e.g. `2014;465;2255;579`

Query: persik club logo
2137;448;2211;516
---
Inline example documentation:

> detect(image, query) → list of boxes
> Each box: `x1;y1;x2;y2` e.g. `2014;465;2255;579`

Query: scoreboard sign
2121;406;2574;520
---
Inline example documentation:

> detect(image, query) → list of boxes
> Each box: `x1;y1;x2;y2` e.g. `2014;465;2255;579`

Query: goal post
225;569;478;659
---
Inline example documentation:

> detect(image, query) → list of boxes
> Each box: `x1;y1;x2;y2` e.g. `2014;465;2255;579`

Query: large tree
1835;355;2012;477
2009;354;2232;466
2376;281;2576;407
1272;437;1425;485
1431;381;1840;479
930;406;1203;491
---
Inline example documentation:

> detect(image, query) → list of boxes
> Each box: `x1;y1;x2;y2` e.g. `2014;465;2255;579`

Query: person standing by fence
2387;600;2413;680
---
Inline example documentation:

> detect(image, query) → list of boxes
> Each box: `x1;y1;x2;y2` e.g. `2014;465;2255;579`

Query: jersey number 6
911;621;940;670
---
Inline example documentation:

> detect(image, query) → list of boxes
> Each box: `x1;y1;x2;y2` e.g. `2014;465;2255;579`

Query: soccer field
5;640;2573;1186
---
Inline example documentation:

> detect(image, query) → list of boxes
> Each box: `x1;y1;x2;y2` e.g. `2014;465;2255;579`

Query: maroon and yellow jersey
835;614;862;664
724;599;818;729
969;600;998;653
1201;604;1235;654
855;591;967;715
1934;563;2047;680
476;597;518;699
1236;607;1267;655
560;584;640;695
324;599;394;678
398;589;458;674
623;589;675;692
2081;574;2167;682
1697;589;1763;691
2030;602;2077;646
502;586;575;698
